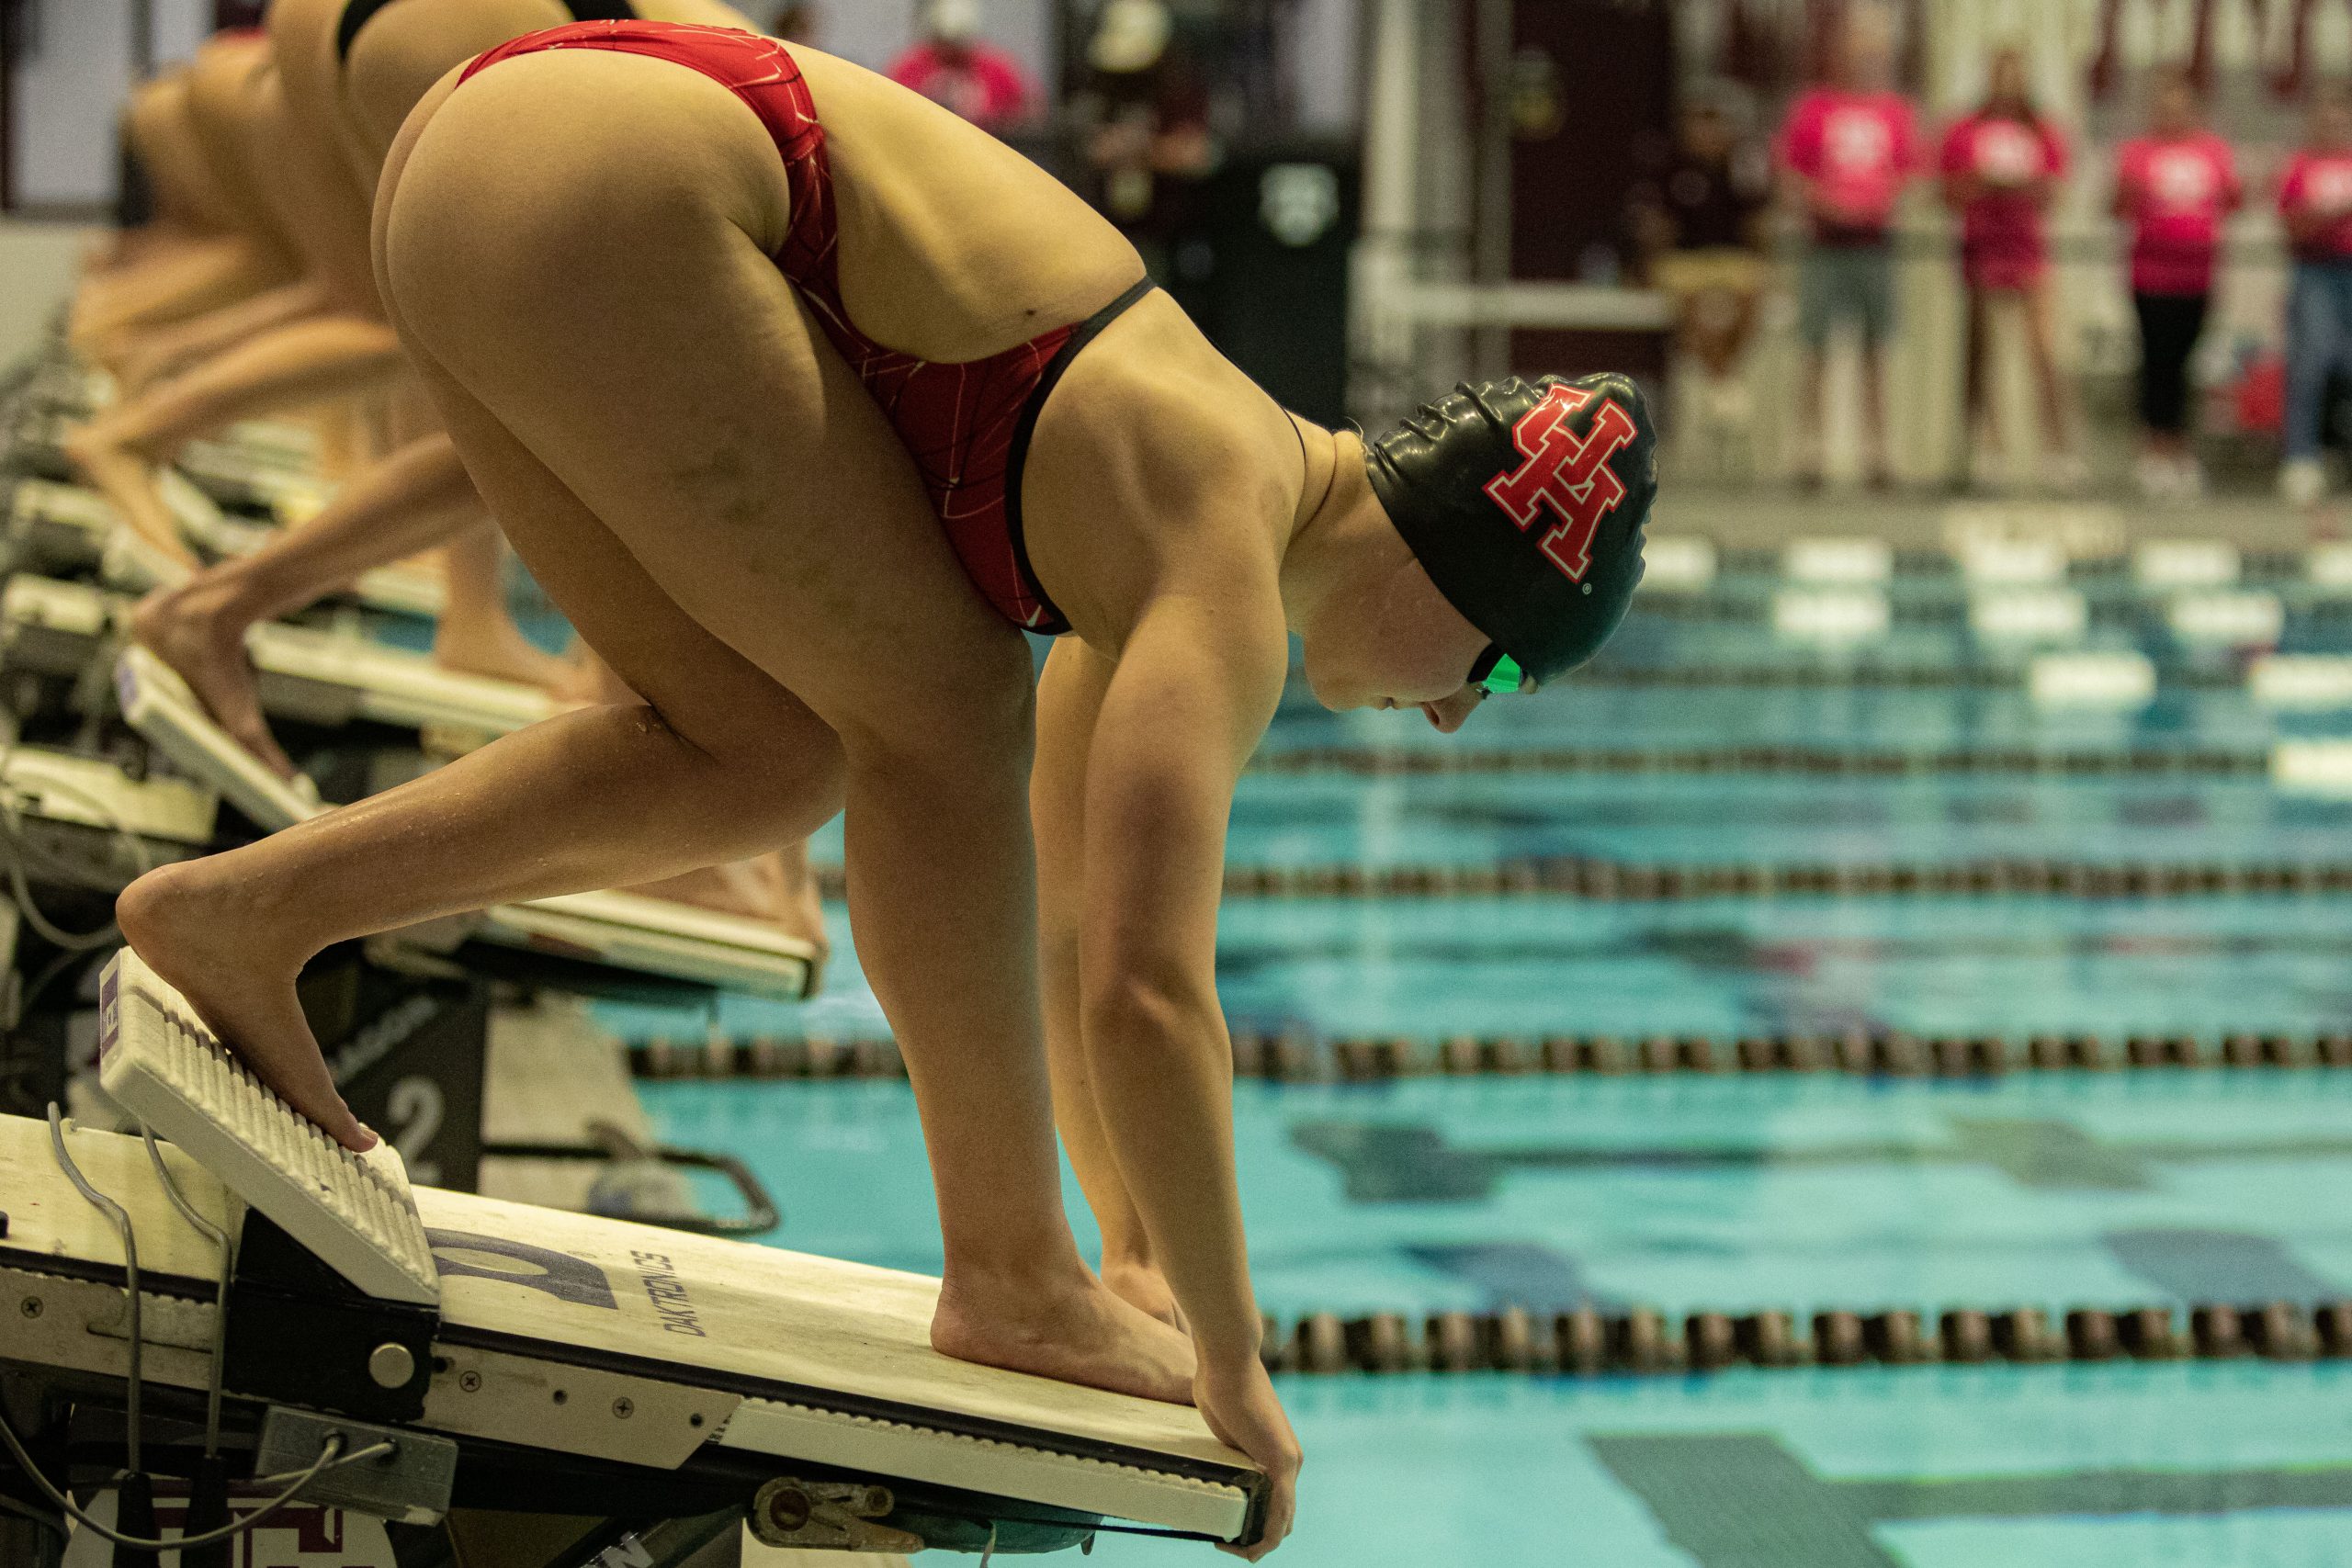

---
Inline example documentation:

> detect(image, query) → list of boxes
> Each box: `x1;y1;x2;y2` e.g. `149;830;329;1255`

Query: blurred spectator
2278;86;2352;507
1074;0;1213;280
2113;66;2239;501
1632;91;1772;437
888;0;1037;134
1940;47;2079;491
1777;13;1919;491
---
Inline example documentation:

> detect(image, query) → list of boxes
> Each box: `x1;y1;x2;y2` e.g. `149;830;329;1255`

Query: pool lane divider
1255;1300;2352;1376
628;1028;2352;1082
1210;857;2352;900
813;856;2352;902
1527;662;2233;689
1248;744;2274;777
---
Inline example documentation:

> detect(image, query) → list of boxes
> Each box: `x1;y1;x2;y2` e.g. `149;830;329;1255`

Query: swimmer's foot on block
116;644;324;830
97;947;439;1306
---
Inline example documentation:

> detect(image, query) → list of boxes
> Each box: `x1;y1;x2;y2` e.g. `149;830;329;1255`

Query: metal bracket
255;1406;456;1526
421;1340;734;1471
748;1478;925;1554
223;1212;436;1423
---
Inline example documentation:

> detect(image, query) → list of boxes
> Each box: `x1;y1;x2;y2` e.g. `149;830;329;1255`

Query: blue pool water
621;591;2352;1566
645;1069;2352;1317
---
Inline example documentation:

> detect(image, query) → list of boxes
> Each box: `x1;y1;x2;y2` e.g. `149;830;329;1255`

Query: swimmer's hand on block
97;948;439;1307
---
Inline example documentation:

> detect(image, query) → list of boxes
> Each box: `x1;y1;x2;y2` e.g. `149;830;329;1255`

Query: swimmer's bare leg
116;275;335;394
550;648;832;954
65;313;404;568
131;429;480;777
1035;637;1174;1324
73;238;288;367
115;671;847;1152
353;52;1193;1401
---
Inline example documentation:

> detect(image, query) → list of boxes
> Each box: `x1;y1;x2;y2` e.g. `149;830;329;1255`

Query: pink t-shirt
1940;112;2067;280
1779;88;1920;241
2280;148;2352;263
2116;131;2238;295
886;42;1035;131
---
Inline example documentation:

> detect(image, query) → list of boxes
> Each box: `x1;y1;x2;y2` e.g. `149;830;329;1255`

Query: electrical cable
0;1412;372;1551
48;1104;141;1473
0;1490;70;1542
19;1112;399;1552
143;1129;234;1458
247;1441;397;1488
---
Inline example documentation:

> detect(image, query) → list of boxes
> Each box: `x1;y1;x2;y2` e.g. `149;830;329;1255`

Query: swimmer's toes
931;1282;1198;1406
132;603;295;779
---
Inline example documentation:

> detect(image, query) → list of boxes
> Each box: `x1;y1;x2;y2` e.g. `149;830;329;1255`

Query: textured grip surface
98;948;439;1305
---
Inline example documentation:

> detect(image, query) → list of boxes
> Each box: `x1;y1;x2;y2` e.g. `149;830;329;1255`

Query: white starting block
1957;537;2068;585
0;745;215;917
5;405;97;483
20;359;114;416
1968;587;2086;643
96;518;197;594
156;466;273;560
2;965;1264;1554
2166;590;2284;647
2028;650;2157;709
171;434;333;522
0;572;127;679
248;617;552;737
5;478;120;576
102;948;439;1303
2132;538;2240;589
2250;655;2352;710
187;420;322;476
2312;544;2352;591
1636;534;1717;592
2;743;217;851
117;645;820;1001
1783;536;1893;584
1771;587;1890;643
2;476;447;618
5;575;546;739
2272;739;2352;797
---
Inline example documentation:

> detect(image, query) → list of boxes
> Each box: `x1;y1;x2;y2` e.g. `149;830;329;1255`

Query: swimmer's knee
839;676;1036;803
639;700;846;826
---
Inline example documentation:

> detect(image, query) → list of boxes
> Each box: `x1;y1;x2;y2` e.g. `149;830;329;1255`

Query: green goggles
1467;645;1525;697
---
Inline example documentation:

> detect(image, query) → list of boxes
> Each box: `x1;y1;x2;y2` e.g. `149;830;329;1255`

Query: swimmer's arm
1033;637;1119;1191
1079;589;1287;1361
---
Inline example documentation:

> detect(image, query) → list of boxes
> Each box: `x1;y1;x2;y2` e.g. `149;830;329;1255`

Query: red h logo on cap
1483;384;1638;583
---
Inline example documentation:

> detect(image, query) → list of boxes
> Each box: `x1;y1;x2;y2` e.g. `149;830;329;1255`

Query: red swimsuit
458;21;1151;634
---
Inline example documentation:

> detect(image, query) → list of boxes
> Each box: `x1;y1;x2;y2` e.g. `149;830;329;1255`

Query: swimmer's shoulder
1024;291;1303;630
1056;290;1299;513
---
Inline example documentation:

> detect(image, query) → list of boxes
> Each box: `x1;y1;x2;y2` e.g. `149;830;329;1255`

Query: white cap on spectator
1091;0;1170;73
926;0;979;43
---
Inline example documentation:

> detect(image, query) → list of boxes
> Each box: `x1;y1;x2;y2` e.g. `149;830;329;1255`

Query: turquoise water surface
624;592;2352;1566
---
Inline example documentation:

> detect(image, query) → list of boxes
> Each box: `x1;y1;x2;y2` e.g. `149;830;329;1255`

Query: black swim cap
1363;372;1655;688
